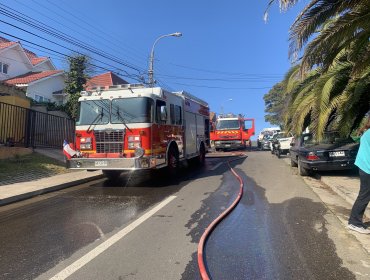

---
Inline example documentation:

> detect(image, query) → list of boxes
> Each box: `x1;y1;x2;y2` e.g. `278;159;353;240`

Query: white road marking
210;162;223;171
49;195;177;280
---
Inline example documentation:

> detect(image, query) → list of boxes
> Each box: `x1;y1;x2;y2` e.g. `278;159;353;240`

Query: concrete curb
320;176;370;220
0;174;104;207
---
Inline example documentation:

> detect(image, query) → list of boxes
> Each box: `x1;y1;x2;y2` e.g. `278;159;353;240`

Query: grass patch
0;152;70;181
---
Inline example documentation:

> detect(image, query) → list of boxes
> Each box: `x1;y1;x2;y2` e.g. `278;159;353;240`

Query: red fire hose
197;156;246;280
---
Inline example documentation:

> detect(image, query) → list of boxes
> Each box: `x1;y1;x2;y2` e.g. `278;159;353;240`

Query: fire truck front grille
94;130;124;153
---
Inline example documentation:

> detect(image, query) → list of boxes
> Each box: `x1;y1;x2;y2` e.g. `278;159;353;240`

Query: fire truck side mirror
160;106;167;122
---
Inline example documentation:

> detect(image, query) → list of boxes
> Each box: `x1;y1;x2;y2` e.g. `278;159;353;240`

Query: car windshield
303;132;354;145
216;119;240;130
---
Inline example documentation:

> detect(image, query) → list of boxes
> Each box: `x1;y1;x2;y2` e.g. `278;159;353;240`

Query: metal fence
0;102;75;148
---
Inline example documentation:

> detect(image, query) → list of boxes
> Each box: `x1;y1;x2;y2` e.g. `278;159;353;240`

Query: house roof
4;70;64;85
0;41;16;50
85;72;129;89
0;36;17;50
0;36;49;66
30;57;48;66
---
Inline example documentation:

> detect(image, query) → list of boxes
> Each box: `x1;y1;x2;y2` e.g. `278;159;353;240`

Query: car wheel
276;149;281;158
291;157;298;167
298;159;309;176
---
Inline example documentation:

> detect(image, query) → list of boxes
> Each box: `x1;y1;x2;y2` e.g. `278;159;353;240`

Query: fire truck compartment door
185;112;197;155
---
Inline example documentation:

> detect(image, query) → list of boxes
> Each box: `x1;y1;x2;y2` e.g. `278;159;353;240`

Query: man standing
348;117;370;234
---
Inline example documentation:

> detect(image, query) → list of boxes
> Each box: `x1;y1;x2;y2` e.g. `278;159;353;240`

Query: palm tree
289;0;370;76
265;0;370;138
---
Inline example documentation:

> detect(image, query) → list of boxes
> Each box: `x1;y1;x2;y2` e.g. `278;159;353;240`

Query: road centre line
49;195;177;280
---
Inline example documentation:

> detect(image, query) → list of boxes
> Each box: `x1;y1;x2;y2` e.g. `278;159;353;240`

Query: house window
34;95;51;103
0;62;9;74
35;95;43;102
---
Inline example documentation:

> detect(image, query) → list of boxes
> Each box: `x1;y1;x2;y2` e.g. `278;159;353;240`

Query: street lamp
148;32;182;87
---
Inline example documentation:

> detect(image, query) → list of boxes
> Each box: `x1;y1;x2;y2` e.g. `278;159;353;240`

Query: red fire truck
210;113;255;151
65;84;210;179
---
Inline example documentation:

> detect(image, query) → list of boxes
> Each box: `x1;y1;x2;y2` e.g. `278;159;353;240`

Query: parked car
290;132;359;176
260;134;273;150
273;132;294;158
257;127;280;149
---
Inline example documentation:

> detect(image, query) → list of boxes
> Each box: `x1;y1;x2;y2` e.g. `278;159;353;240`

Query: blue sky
1;0;307;139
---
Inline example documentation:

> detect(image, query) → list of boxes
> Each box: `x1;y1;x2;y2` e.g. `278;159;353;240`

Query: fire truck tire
198;143;206;165
103;170;122;180
167;145;179;175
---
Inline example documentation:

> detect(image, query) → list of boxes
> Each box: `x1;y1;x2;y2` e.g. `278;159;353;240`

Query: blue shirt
355;129;370;174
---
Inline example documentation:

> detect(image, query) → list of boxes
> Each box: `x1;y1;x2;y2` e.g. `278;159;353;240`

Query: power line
165;62;284;77
171;82;272;90
0;3;145;74
155;73;280;82
0;31;143;82
41;0;148;65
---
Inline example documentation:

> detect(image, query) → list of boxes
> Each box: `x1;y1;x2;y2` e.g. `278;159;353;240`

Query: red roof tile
4;70;63;85
85;72;128;89
31;57;48;65
0;41;16;50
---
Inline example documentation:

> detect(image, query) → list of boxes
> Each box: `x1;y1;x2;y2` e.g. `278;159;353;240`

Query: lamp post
148;32;182;87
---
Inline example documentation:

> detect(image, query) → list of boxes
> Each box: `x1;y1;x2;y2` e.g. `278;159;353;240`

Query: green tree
263;82;285;126
65;55;89;119
265;0;370;138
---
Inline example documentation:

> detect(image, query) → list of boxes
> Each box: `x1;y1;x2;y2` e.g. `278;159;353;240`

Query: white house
0;36;66;104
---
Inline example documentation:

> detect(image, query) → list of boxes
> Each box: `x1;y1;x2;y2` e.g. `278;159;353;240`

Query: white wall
27;74;66;104
33;60;54;71
0;45;32;81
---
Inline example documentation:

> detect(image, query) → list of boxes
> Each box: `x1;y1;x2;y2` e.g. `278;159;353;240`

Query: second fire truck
65;84;210;179
210;113;255;151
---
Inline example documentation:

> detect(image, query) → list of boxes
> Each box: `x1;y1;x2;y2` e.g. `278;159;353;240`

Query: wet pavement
1;148;369;279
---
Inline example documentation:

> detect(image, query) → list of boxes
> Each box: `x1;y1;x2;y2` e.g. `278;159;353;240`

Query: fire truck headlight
134;147;145;158
80;137;92;143
128;135;141;149
80;143;92;150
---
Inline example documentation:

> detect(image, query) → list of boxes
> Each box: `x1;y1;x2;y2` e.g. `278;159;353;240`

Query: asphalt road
0;151;369;280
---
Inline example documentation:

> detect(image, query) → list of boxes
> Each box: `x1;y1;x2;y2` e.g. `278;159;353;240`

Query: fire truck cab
66;84;210;179
210;114;255;151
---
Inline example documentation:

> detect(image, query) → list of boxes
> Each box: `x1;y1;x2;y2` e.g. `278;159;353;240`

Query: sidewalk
0;147;103;206
281;157;370;255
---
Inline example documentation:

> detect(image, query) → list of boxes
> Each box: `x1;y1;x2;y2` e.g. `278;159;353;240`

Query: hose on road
197;155;246;280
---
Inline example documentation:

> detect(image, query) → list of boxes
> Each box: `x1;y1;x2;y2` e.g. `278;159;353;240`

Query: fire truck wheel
198;143;206;165
167;145;179;175
103;170;122;180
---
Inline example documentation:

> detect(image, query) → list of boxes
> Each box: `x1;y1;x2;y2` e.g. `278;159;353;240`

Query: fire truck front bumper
66;156;161;170
214;140;245;150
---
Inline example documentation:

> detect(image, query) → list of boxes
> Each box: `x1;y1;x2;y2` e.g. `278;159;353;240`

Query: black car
290;132;359;176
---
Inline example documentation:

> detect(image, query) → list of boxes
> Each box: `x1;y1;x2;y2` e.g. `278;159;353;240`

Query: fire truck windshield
216;119;240;130
77;97;153;126
77;100;110;126
111;97;153;123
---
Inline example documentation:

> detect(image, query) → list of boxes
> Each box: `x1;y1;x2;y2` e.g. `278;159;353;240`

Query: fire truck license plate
95;160;108;167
